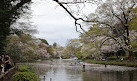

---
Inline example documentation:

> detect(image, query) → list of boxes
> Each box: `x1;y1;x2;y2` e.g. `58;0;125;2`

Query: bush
106;56;118;60
123;57;128;60
18;65;34;73
12;72;40;81
12;65;40;81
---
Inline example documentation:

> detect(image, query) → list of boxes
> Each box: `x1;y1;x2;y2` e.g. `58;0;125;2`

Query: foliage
75;51;83;59
78;0;137;59
53;42;57;48
0;0;32;51
5;34;50;62
47;45;54;55
130;42;137;51
39;38;49;45
17;65;34;73
128;7;137;31
106;56;118;60
6;34;34;62
62;39;81;58
12;65;40;81
12;72;40;81
55;0;137;61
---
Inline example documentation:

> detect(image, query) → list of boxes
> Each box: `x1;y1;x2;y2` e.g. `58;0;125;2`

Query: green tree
0;0;32;51
39;38;49;45
53;42;57;48
128;7;137;31
47;45;54;55
76;51;83;59
62;39;81;58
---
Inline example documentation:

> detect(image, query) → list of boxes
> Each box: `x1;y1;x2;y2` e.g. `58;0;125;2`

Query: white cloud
31;0;96;46
31;0;80;46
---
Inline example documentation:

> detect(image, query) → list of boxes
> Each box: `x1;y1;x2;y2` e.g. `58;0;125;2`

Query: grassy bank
85;59;137;67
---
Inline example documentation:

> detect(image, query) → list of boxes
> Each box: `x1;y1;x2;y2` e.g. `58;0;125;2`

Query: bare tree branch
120;7;128;24
59;0;100;4
53;0;113;34
111;11;125;27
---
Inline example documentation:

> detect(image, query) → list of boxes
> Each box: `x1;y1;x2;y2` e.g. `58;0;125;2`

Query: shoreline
84;59;137;67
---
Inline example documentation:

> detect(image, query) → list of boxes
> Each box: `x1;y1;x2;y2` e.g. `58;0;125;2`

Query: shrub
12;65;40;81
18;65;34;73
12;72;40;81
106;56;118;60
123;57;128;60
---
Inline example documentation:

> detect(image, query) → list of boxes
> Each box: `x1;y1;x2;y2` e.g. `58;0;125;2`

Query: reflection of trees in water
82;70;137;81
65;66;83;80
33;65;59;76
129;71;133;81
33;64;50;75
82;71;100;81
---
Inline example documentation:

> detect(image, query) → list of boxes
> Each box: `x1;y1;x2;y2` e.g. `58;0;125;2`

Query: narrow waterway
29;59;137;81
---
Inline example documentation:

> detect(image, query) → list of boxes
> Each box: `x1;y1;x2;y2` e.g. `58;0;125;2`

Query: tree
54;0;137;60
39;38;49;45
47;45;54;55
53;42;57;48
90;0;137;59
0;0;32;51
6;35;24;62
128;7;137;31
6;34;49;62
62;39;81;58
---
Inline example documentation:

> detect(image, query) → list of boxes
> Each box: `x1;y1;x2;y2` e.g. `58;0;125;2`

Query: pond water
28;59;137;81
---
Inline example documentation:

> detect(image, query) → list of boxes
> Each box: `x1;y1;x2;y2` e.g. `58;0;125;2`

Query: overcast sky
31;0;96;46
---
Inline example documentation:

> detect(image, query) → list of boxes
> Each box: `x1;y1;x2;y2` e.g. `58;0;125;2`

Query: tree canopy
0;0;32;51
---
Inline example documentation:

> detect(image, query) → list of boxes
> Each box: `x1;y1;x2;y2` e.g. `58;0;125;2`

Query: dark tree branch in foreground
53;0;88;34
53;0;112;36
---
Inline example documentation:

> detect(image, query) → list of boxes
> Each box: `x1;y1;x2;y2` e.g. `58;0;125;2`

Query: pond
28;59;137;81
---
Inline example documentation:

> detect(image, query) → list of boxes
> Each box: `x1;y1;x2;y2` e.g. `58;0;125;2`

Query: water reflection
31;59;137;81
82;70;137;81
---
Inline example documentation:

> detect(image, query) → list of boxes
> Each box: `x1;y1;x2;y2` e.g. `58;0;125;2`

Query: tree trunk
125;26;133;61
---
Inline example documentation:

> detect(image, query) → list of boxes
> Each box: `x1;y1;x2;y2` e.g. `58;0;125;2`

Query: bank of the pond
85;59;137;67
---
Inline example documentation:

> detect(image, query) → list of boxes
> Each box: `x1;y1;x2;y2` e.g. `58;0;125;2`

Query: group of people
0;52;12;74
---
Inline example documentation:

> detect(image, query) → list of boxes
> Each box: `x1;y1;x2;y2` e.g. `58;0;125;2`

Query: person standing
1;53;5;73
4;54;12;72
0;54;2;74
82;63;85;72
